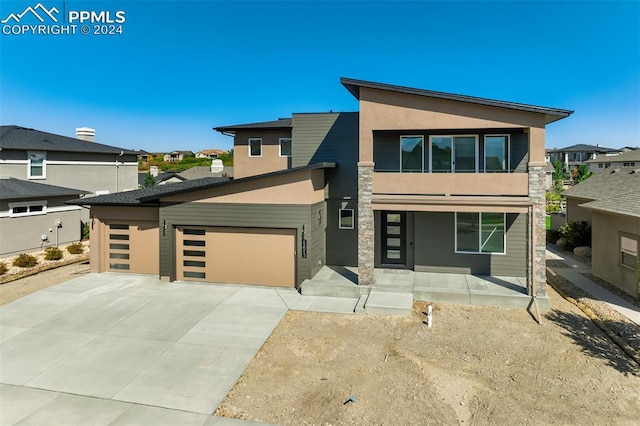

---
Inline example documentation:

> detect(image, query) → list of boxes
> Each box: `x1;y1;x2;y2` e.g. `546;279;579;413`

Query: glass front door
382;211;406;264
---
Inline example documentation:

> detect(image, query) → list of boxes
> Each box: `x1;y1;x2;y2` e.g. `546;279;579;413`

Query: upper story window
623;162;635;167
28;151;46;179
430;135;478;173
401;136;423;172
484;135;509;172
249;138;262;157
279;138;292;157
9;200;47;218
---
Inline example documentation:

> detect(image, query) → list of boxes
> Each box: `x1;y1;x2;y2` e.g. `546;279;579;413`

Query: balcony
372;171;529;196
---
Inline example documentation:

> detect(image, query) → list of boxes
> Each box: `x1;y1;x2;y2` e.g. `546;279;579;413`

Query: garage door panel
104;221;159;274
177;227;295;287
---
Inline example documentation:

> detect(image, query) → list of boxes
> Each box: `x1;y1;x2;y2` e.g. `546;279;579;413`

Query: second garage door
176;227;296;287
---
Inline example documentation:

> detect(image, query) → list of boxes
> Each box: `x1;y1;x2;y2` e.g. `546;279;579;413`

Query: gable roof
586;149;640;164
0;177;89;200
69;162;335;206
340;77;573;124
196;149;227;155
547;143;619;153
214;118;292;133
0;125;137;155
581;188;640;218
178;166;233;179
562;168;640;201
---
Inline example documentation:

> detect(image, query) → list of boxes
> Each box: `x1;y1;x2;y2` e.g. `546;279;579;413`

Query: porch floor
301;266;547;314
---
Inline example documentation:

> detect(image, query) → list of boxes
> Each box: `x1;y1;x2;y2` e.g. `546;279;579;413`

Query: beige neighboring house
581;186;640;298
163;150;193;162
195;149;227;159
586;149;640;173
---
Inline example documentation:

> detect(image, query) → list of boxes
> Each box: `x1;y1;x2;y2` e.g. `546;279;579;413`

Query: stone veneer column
529;165;547;297
358;162;375;286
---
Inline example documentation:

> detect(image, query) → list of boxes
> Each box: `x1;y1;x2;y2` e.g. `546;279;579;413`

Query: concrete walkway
546;246;640;325
0;273;359;425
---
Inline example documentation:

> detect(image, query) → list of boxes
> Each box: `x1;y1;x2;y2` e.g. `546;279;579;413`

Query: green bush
558;221;591;251
82;222;90;240
44;247;63;261
546;229;561;244
67;242;84;254
13;253;38;268
0;262;7;275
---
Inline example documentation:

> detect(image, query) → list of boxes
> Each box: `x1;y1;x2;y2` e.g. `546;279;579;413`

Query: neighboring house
138;150;154;163
585;149;640;173
547;144;620;169
72;77;572;306
580;184;640;298
0;178;88;256
163;150;193;162
545;160;555;190
195;149;227;159
563;168;640;225
178;165;234;179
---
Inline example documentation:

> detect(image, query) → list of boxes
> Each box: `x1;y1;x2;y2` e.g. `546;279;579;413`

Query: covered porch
300;266;548;314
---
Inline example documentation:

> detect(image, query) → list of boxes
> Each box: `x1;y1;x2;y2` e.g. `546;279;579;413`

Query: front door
382;211;406;265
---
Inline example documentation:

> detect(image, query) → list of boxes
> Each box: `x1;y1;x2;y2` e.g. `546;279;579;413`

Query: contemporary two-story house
73;78;572;305
0;126;138;256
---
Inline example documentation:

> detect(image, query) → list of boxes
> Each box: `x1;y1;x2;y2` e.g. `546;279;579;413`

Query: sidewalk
546;245;640;325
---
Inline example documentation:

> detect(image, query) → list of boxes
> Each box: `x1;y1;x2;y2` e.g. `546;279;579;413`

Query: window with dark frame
249;138;262;157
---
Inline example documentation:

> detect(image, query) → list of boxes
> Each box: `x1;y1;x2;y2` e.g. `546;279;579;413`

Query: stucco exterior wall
233;129;292;178
566;196;593;224
591;211;640;298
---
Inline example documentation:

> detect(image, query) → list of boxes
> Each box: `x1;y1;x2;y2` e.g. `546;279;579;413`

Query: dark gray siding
159;203;324;285
325;199;358;266
412;212;526;276
510;133;529;172
292;112;359;198
308;201;327;277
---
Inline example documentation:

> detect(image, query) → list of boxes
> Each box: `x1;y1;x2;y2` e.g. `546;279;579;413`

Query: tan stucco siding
358;87;546;163
591;211;640;297
162;169;325;204
372;172;529;197
233;129;292;178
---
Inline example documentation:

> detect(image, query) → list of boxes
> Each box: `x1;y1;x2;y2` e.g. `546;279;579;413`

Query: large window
429;136;478;172
455;212;505;254
279;138;292;157
400;136;423;172
620;235;638;270
9;200;47;217
484;135;509;172
28;151;46;179
248;138;262;157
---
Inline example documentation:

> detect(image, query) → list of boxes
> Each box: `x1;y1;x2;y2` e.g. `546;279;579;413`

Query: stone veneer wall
529;165;547;297
357;163;375;285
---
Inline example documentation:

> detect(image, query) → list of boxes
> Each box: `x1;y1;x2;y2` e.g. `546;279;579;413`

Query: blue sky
1;0;638;152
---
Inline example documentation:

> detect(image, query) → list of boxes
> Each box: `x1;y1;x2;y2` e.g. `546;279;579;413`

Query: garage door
176;227;296;287
104;222;159;274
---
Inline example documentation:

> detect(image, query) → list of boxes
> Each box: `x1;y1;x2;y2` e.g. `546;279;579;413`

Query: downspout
115;151;123;192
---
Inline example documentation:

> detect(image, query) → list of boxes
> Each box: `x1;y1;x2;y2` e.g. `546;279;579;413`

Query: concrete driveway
0;273;358;425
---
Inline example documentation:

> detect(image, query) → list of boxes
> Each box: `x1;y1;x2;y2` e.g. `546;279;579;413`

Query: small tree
573;165;593;183
142;172;156;188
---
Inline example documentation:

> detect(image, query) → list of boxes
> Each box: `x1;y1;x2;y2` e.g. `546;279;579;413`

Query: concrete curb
0;255;90;285
547;267;640;367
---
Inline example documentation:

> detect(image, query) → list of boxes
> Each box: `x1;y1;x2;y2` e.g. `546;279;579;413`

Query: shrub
82;221;90;240
0;262;7;275
13;253;38;268
67;242;84;254
546;229;561;244
44;247;63;261
558;221;591;251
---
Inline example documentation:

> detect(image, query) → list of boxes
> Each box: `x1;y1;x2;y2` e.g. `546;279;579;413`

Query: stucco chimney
210;159;224;174
76;127;95;142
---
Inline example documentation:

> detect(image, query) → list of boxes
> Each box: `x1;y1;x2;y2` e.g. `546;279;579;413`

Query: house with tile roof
0;126;138;256
195;149;228;159
70;77;572;310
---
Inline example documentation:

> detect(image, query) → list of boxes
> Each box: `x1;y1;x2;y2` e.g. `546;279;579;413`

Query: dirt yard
217;288;640;425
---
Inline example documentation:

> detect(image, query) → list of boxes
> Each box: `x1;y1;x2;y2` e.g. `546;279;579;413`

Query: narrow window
279;138;292;157
249;138;262;157
620;235;638;270
484;135;509;172
339;209;355;229
9;201;47;217
400;136;423;172
28;151;46;179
